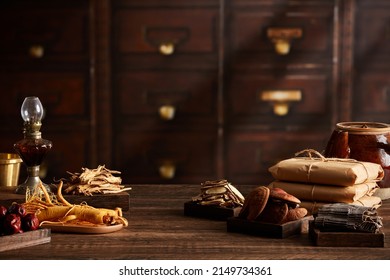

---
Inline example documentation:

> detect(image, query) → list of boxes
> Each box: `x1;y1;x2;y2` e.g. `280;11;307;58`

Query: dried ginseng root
61;165;132;196
23;181;128;227
192;179;245;208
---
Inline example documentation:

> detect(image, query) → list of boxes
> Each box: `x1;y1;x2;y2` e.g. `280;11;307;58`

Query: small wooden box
309;221;385;247
184;201;241;220
0;229;51;252
227;217;309;238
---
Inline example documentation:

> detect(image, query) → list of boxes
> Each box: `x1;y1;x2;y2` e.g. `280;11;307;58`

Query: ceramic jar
324;122;390;198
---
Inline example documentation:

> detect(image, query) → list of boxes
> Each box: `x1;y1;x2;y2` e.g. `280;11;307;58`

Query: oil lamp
13;96;52;194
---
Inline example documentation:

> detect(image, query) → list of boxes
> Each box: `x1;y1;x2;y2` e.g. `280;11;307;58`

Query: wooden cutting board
0;229;51;252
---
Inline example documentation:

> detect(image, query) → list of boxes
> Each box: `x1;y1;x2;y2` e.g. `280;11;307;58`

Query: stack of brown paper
268;150;384;214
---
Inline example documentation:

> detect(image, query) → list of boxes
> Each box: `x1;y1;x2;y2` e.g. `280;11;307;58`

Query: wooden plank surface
0;184;389;260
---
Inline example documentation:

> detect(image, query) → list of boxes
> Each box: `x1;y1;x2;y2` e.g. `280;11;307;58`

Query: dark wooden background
0;0;389;185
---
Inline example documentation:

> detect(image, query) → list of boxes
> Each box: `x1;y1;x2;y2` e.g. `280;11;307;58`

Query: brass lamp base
14;165;51;194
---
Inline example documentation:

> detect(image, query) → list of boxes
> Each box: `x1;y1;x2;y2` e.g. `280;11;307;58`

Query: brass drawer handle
159;162;176;179
159;105;176;120
29;45;45;58
260;90;302;116
145;26;189;56
267;28;302;55
159;42;175;56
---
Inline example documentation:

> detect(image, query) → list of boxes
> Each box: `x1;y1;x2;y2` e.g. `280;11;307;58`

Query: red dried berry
8;203;26;217
22;213;40;231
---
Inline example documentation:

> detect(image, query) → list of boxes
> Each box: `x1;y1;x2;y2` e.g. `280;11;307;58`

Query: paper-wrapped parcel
268;181;378;203
268;151;384;214
268;157;384;186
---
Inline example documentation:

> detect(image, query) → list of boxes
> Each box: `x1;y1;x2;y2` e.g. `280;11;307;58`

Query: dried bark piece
256;201;289;224
204;186;227;195
239;186;270;221
62;165;131;195
193;179;245;208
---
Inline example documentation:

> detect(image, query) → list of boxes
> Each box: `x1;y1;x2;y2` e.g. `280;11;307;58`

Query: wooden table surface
0;184;389;260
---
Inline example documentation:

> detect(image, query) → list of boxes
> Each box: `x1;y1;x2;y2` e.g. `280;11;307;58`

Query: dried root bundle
62;165;132;196
23;181;128;227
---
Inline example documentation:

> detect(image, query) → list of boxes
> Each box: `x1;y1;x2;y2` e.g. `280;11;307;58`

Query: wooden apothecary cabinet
0;0;388;185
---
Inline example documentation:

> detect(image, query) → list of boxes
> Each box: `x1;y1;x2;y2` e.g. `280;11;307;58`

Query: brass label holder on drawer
144;27;190;56
260;90;302;116
29;44;45;59
158;161;176;179
267;27;303;55
159;105;176;121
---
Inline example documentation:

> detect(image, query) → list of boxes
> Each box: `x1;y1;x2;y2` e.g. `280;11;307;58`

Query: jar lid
336;122;390;135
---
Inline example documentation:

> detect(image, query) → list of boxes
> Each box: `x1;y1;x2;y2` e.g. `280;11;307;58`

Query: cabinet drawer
114;131;217;183
227;73;330;126
228;2;334;62
114;71;217;125
43;129;90;181
0;73;89;120
355;3;390;62
225;131;328;184
354;72;390;122
113;8;218;55
0;3;89;62
1;128;91;183
0;133;21;154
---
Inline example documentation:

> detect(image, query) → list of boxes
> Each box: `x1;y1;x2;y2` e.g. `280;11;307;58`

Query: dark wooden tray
227;216;310;238
0;229;51;252
0;191;130;211
309;221;385;247
184;201;242;220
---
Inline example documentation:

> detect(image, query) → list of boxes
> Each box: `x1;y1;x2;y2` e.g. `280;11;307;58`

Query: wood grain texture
0;184;389;260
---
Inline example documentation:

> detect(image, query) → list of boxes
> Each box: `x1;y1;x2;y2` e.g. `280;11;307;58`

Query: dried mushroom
238;185;307;224
269;187;301;208
192;179;245;208
257;201;289;224
239;186;269;221
281;207;308;224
